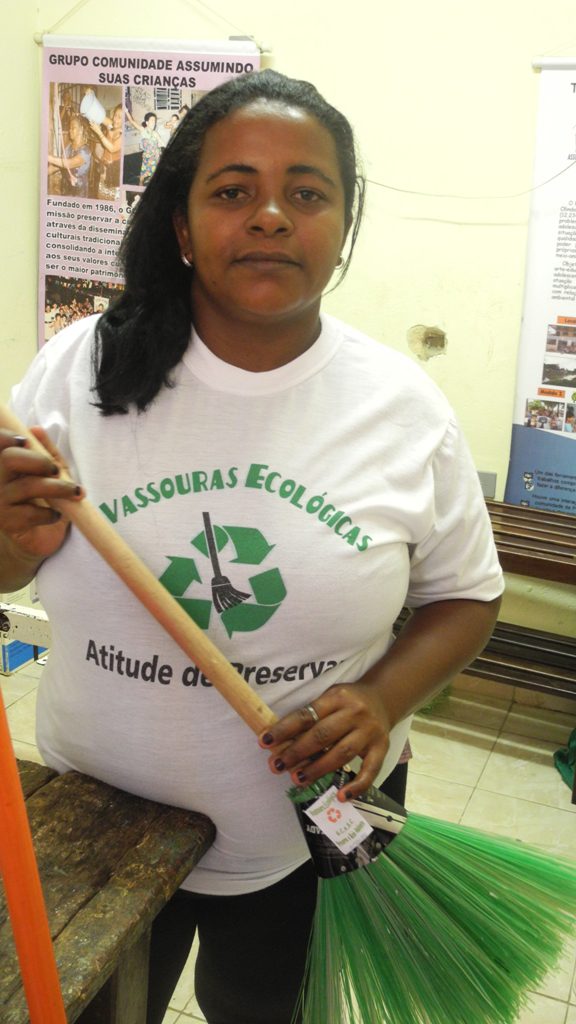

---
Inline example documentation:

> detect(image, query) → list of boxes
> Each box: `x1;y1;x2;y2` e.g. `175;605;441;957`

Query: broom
290;768;576;1023
2;403;576;1024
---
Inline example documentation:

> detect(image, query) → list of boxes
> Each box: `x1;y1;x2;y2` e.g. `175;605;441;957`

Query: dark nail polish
273;758;285;772
51;464;60;475
296;770;307;784
345;791;354;800
74;486;82;496
13;436;27;447
261;733;274;746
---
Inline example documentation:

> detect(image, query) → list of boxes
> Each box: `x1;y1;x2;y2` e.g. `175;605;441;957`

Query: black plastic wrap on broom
290;768;408;878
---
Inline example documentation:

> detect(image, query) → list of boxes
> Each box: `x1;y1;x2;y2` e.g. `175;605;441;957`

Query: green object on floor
289;770;576;1024
554;728;576;788
417;683;452;716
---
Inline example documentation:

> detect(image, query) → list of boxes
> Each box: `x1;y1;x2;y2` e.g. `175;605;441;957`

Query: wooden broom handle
0;404;278;736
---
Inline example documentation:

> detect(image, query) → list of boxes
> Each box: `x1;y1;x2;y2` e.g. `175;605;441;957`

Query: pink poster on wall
39;35;260;347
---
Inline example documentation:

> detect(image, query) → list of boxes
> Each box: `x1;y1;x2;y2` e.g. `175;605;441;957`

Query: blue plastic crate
0;639;47;675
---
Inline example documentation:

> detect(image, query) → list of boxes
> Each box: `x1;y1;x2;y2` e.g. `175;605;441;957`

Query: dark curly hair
93;69;365;414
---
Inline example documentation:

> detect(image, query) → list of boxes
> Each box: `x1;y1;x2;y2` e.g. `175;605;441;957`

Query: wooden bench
485;499;576;585
479;501;576;703
464;619;576;701
1;760;215;1023
486;500;576;803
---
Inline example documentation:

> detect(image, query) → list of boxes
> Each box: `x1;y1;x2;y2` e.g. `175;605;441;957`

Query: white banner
40;36;259;347
504;62;576;515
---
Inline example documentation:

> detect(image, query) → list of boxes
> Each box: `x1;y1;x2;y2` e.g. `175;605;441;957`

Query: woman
47;113;92;197
125;107;162;185
0;70;503;1024
89;103;123;200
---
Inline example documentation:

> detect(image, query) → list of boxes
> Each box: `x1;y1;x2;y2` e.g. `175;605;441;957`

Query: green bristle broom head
289;774;576;1024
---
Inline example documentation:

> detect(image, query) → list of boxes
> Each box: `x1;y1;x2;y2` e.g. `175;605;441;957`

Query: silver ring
304;703;320;724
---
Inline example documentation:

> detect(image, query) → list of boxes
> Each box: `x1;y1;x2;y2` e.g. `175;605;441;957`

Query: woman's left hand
259;598;503;802
258;681;391;801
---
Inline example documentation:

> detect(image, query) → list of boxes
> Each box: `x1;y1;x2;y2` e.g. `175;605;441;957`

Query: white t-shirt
11;313;503;894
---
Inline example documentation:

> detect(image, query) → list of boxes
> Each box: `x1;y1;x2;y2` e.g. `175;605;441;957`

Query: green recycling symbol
159;513;287;637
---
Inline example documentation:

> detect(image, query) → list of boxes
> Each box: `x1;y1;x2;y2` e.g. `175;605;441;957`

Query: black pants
147;762;408;1024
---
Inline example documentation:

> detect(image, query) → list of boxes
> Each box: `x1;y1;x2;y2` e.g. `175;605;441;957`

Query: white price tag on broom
304;786;373;852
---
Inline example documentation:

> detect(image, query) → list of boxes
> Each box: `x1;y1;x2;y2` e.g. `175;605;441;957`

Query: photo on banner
40;36;260;348
505;61;576;514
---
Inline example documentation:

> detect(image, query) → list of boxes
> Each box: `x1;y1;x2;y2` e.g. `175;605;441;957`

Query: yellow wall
1;0;574;630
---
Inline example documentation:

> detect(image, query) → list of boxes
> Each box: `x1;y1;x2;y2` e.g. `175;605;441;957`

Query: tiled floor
3;661;576;1023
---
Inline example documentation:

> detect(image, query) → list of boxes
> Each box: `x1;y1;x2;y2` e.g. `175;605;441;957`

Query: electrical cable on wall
36;0;263;51
367;157;576;202
369;57;576;203
42;0;92;37
178;0;254;39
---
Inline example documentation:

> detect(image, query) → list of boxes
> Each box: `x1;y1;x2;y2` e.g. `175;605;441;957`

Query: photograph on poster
123;85;205;186
542;354;576;386
546;322;576;353
523;397;565;431
565;403;576;433
87;97;124;202
47;82;123;201
44;275;124;342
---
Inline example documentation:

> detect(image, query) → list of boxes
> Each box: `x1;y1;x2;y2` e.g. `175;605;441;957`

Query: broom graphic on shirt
1;403;576;1024
202;511;250;613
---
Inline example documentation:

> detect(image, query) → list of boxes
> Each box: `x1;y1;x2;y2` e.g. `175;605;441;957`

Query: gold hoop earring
181;253;193;269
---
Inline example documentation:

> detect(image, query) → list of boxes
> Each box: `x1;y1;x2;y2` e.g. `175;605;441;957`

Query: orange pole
0;693;67;1022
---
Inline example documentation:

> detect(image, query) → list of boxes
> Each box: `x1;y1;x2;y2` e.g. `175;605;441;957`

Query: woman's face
174;101;349;334
147;115;157;130
112;107;123;129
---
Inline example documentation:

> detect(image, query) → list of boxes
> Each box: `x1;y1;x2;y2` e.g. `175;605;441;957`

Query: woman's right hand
0;428;84;562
